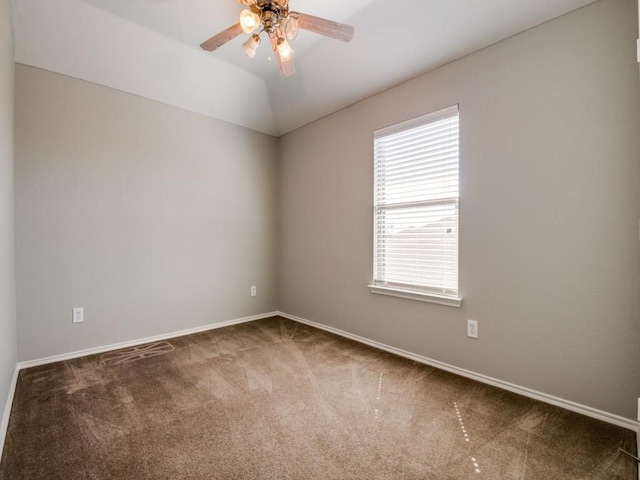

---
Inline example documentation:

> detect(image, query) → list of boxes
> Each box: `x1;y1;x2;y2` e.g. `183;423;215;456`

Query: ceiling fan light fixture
281;16;299;41
276;38;294;62
240;9;261;34
242;34;261;58
200;1;355;77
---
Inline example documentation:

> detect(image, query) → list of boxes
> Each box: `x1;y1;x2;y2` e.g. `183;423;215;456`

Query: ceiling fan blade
200;23;244;52
292;12;354;43
237;0;258;7
269;34;296;77
279;58;296;77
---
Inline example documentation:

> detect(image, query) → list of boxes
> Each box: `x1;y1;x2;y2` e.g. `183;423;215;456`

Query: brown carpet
0;316;637;479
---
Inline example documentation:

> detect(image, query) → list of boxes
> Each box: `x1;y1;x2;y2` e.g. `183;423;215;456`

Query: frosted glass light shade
277;38;294;61
242;34;261;58
240;9;261;34
281;16;299;41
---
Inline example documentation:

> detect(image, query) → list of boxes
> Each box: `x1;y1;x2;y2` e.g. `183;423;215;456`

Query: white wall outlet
72;307;84;324
467;320;478;339
250;286;257;297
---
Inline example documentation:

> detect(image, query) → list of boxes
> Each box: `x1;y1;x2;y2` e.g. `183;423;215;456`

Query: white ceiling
11;0;597;136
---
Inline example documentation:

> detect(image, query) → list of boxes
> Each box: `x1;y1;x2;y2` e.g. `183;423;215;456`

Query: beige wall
0;0;17;435
10;0;640;423
14;65;280;361
279;0;640;420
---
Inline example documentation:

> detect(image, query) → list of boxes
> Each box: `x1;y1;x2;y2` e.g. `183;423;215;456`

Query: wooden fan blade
293;12;354;42
238;0;257;7
279;58;296;77
269;34;296;77
200;23;244;52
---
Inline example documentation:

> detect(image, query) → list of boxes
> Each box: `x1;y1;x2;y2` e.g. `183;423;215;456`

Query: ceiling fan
200;0;355;77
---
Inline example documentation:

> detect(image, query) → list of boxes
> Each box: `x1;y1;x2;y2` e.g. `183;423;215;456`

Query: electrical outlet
250;286;257;297
467;320;478;339
72;307;84;324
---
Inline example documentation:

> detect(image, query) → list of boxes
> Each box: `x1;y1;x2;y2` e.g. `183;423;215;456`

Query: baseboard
277;311;640;433
18;312;278;370
0;365;19;462
7;310;639;444
2;312;278;459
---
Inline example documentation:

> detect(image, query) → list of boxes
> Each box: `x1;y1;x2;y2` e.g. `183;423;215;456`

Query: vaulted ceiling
11;0;597;136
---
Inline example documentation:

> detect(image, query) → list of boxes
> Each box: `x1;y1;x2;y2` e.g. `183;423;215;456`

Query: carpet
0;316;637;479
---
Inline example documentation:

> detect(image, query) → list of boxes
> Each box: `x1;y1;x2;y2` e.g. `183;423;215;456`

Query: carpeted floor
0;316;637;479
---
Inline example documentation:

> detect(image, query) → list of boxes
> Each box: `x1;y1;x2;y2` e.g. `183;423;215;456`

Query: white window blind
373;105;460;302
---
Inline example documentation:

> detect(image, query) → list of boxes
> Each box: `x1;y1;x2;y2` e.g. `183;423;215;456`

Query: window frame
369;105;462;308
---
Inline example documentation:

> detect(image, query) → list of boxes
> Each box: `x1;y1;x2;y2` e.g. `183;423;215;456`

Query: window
370;105;461;307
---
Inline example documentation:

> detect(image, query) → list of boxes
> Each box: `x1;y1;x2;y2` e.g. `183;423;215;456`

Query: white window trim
374;105;459;138
371;105;462;308
368;285;463;308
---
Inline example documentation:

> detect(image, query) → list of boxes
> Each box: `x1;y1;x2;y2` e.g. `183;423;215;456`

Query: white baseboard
18;312;278;370
277;311;640;433
4;309;638;464
2;312;278;459
0;365;19;462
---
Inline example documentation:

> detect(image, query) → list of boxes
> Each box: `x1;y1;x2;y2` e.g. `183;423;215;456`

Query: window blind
373;105;459;298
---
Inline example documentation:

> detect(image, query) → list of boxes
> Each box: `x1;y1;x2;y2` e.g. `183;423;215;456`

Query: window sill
368;285;463;308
